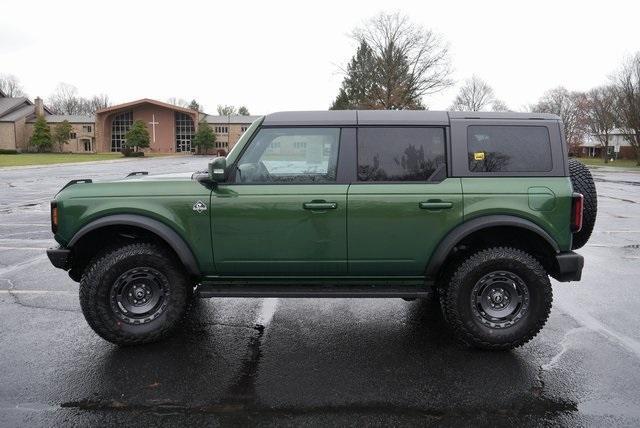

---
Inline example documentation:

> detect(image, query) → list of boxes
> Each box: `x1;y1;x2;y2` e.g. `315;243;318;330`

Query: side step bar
197;284;432;298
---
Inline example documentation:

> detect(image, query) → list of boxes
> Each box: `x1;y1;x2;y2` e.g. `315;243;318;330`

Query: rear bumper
46;247;71;270
553;251;584;282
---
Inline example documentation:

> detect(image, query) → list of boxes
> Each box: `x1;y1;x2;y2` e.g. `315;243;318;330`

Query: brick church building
0;89;259;154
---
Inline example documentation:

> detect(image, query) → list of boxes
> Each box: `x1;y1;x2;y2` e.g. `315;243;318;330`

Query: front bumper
553;251;584;282
46;247;71;270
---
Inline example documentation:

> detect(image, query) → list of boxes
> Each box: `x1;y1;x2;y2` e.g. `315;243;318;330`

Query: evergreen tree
30;116;52;152
52;120;73;152
124;120;150;152
238;106;250;115
330;41;377;109
193;121;216;155
188;99;201;111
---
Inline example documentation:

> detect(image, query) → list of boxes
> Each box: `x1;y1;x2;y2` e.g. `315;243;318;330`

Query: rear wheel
79;243;190;345
440;247;552;350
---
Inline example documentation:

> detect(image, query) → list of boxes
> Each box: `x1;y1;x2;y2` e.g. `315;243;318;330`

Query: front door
211;127;347;275
347;127;463;275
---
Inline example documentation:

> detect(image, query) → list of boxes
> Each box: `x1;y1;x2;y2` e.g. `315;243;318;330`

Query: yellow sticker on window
474;152;485;161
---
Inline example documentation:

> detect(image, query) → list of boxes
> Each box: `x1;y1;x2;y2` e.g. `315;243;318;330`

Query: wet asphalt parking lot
1;156;640;426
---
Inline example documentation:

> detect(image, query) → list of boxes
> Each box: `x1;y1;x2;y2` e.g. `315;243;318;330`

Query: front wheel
440;247;552;350
79;243;190;345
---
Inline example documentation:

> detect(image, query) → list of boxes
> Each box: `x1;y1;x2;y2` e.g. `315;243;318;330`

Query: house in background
0;90;260;154
579;129;636;160
0;90;52;151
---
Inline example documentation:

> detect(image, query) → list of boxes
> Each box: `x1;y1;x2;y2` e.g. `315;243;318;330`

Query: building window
69;132;77;139
215;142;227;149
215;126;228;134
175;112;195;152
82;125;92;133
111;111;133;152
82;139;92;152
241;126;248;132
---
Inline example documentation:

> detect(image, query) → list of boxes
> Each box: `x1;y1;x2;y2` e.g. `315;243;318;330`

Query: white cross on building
148;114;159;143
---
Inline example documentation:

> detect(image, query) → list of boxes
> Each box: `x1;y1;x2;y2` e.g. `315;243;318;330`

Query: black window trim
449;119;566;178
466;124;554;174
226;125;346;185
354;125;449;185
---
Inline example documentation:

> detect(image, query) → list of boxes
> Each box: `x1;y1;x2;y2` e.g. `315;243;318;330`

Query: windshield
225;116;264;166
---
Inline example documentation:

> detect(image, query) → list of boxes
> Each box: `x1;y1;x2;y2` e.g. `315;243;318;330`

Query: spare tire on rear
568;159;597;249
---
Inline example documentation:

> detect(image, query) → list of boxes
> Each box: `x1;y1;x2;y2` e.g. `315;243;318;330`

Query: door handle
303;201;337;210
419;201;453;210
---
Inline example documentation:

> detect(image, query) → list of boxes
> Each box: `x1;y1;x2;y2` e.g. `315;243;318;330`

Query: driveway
1;157;639;426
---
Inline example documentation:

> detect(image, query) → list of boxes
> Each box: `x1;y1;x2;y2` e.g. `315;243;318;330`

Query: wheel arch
425;215;560;280
68;214;201;277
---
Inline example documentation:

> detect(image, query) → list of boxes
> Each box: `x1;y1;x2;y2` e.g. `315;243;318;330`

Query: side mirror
208;156;227;182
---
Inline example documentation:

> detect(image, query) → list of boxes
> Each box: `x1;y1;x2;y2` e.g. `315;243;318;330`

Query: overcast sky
1;0;638;115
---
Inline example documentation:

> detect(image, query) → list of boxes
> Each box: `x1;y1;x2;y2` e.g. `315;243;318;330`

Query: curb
0;155;187;171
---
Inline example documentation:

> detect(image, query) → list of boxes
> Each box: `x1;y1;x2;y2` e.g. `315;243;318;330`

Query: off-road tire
440;247;552;351
568;159;597;249
79;243;189;345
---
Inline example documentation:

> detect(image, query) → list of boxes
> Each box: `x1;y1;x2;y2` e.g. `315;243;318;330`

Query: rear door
449;119;573;251
347;127;463;275
211;127;349;275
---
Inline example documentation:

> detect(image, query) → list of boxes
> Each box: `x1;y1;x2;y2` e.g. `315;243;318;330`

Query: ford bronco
46;110;597;350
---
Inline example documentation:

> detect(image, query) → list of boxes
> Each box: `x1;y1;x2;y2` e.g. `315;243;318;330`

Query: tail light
571;193;583;233
51;201;58;233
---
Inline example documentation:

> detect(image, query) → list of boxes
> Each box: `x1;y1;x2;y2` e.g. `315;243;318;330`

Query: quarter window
236;128;340;183
467;125;552;172
357;127;445;182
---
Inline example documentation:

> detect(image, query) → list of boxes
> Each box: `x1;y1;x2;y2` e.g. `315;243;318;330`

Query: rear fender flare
425;215;560;279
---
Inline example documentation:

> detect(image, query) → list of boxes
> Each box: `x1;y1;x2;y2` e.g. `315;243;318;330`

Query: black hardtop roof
262;110;560;126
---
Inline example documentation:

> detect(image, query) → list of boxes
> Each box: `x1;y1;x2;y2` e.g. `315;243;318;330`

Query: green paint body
53;120;574;280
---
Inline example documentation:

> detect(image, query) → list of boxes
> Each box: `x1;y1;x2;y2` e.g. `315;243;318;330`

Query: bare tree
611;53;640;165
0;74;26;97
585;86;617;162
450;76;497;111
167;97;189;108
491;99;511;112
217;105;237;115
88;94;111;112
48;84;111;115
47;83;84;115
350;12;453;109
531;87;588;155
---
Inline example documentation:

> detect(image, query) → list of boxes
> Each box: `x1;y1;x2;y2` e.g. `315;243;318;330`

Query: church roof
0;97;31;119
26;114;95;123
0;104;35;122
96;98;196;115
203;114;261;124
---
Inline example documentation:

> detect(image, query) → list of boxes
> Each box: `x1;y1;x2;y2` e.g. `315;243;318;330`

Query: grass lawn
575;157;640;170
0;153;172;167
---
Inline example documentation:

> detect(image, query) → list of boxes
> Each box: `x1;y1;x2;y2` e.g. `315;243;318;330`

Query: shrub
0;149;18;154
121;148;144;157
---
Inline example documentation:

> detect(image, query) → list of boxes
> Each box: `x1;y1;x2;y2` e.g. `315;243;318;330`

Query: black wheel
440;247;552;350
568;159;597;249
79;243;190;345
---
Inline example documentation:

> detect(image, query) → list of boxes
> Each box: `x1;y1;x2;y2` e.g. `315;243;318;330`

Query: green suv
46;111;596;350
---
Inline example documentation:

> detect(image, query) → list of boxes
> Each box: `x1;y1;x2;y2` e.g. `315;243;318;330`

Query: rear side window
467;125;552;173
357;127;445;181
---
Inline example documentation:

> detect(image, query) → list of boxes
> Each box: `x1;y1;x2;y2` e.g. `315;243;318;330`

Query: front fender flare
425;215;560;279
68;214;201;276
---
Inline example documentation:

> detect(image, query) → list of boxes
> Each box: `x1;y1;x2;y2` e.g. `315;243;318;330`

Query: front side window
357;127;445;182
235;128;340;183
467;125;552;172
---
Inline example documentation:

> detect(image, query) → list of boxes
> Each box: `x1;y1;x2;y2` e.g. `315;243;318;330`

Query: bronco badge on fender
192;200;207;213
